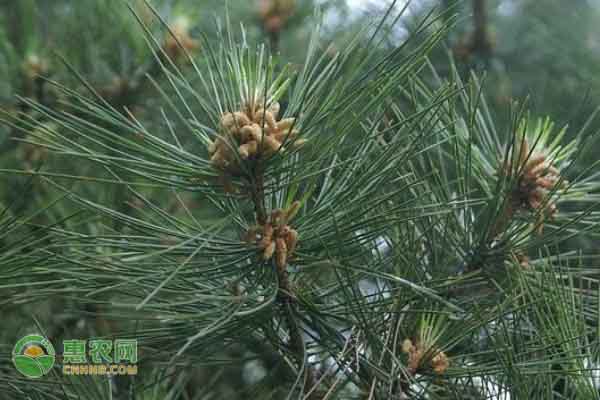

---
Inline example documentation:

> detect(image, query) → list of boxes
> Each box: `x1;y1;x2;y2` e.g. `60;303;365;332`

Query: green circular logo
12;334;56;378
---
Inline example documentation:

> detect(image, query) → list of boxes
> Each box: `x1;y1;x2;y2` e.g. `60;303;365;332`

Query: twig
472;0;492;57
248;163;319;399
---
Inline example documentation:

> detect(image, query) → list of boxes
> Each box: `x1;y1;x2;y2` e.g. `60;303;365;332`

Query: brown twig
250;164;268;225
268;31;280;54
472;0;492;57
247;163;318;399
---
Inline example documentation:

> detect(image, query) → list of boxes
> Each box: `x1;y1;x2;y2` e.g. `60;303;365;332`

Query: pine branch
245;159;318;398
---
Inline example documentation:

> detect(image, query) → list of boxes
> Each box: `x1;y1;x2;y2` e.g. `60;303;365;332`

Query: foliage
1;1;600;399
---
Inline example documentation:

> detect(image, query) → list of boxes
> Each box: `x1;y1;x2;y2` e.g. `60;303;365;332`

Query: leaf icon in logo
13;355;45;379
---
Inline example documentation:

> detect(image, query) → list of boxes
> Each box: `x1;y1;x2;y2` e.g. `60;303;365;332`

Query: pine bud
263;223;274;240
270;210;284;226
401;338;449;375
269;101;280;118
262;135;283;155
162;16;199;62
401;339;414;354
285;228;298;256
222;112;251;131
263;240;276;260
290;138;307;148
241;124;263;142
277;118;296;132
207;140;217;154
245;227;260;243
498;137;565;233
273;129;298;143
257;0;296;34
211;101;305;174
22;54;49;80
210;150;227;168
431;351;449;375
285;201;301;222
239;140;258;159
276;237;288;268
527;157;549;177
255;109;278;131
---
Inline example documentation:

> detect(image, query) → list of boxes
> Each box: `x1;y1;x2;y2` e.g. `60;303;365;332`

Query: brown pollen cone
208;100;304;182
246;202;300;269
162;17;199;62
401;338;449;375
258;0;296;33
499;139;566;234
22;54;49;80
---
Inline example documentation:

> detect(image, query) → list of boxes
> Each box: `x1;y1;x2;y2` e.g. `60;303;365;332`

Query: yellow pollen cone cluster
246;201;300;269
209;100;303;174
163;17;199;61
258;0;296;34
501;139;567;233
402;338;449;375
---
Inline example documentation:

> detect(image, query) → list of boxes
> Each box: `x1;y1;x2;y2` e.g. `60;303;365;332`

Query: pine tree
2;1;600;399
